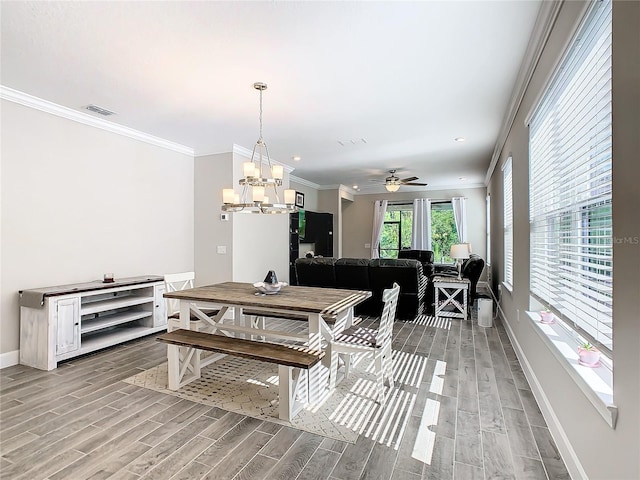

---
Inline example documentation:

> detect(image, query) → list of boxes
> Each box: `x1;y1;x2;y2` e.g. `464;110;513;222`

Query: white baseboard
0;349;20;369
496;304;587;480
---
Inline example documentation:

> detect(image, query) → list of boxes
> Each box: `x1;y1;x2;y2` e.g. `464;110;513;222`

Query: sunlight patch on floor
326;350;427;449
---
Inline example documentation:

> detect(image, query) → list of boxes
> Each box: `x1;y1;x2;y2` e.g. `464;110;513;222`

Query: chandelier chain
258;88;263;142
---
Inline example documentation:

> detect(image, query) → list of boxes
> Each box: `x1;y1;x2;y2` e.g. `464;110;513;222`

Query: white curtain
412;198;431;250
370;200;388;259
452;196;468;243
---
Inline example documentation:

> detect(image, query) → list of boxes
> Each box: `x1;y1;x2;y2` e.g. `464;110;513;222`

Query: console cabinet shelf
19;276;167;370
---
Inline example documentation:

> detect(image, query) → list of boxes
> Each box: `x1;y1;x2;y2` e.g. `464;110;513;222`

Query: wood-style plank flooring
0;310;570;480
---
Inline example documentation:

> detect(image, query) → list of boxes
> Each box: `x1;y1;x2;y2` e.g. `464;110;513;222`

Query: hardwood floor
0;311;570;480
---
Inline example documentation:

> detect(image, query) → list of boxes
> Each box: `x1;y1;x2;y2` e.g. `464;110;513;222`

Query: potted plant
577;342;601;367
539;309;555;324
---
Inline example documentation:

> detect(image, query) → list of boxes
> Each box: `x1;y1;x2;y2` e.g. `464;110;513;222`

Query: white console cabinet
20;276;166;370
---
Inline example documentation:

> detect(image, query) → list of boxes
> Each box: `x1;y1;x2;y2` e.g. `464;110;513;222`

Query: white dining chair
164;272;220;366
329;282;400;403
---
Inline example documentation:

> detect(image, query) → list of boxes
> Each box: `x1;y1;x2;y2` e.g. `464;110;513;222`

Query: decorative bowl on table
253;281;288;295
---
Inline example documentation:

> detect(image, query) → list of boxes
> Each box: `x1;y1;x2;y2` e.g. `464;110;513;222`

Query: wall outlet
364;243;371;249
217;246;227;254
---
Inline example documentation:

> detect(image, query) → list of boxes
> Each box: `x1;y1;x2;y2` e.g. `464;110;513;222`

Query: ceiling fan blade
400;176;419;183
403;182;428;186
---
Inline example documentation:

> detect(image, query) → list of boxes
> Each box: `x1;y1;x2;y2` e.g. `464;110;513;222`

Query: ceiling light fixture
454;137;466;142
385;183;400;192
221;82;297;215
292;155;301;161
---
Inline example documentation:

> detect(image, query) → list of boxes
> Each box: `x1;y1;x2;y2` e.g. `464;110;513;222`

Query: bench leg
247;315;266;341
167;345;200;390
278;365;308;421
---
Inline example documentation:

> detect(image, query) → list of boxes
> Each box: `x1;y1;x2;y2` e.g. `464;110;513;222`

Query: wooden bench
157;329;324;421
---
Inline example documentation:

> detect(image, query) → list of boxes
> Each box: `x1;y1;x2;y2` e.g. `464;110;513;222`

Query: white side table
433;276;470;320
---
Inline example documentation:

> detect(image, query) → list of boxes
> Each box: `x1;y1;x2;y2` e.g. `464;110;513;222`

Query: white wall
194;152;233;286
0;100;194;359
487;1;640;478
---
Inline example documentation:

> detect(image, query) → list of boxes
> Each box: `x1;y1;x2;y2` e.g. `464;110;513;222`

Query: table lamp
450;243;471;279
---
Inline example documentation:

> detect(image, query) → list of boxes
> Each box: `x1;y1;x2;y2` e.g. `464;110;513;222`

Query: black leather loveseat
294;257;428;320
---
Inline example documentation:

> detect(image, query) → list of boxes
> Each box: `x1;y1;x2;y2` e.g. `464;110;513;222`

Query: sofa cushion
335;258;371;290
398;249;434;263
294;257;337;288
369;259;424;294
368;259;426;319
398;249;435;277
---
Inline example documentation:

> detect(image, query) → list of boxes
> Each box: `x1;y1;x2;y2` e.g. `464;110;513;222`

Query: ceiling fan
376;170;428;192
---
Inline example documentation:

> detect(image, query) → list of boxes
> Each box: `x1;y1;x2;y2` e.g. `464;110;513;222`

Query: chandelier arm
221;82;297;215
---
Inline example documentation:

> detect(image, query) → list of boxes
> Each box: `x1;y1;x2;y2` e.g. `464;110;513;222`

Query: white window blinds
503;157;513;287
529;0;612;352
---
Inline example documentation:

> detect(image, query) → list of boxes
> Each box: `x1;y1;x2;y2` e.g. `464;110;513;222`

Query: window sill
526;311;617;428
501;281;513;294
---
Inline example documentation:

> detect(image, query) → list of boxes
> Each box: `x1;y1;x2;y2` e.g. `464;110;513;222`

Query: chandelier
221;82;297;214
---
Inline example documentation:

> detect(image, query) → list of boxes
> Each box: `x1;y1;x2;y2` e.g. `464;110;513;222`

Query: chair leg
329;349;339;390
374;353;385;404
383;345;394;389
343;353;352;378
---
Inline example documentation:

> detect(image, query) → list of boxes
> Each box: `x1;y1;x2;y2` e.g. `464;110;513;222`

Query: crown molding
317;184;342;191
289;175;320;189
231;144;295;173
339;185;356;201
0;85;194;156
484;0;563;185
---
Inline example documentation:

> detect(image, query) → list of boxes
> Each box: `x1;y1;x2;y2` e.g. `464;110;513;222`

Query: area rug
124;348;427;447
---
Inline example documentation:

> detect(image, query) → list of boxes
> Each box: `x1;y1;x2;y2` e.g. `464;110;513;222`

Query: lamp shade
271;165;284;180
243;162;256;178
223;189;235;204
450;243;470;259
284;189;296;205
252;186;265;202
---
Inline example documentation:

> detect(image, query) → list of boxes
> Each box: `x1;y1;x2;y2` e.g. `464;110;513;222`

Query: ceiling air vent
84;104;116;116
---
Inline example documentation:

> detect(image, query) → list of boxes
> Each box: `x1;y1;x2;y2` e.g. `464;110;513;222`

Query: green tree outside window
378;202;459;261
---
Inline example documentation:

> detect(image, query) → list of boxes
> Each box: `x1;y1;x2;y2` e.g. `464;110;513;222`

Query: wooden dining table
163;281;372;397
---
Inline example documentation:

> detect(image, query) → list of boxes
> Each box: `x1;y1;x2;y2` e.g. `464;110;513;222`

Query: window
379;201;459;261
431;202;459;263
503;157;513;288
379;205;412;258
529;0;612;353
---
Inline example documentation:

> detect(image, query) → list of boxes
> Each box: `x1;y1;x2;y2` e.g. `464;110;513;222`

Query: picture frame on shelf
295;191;305;208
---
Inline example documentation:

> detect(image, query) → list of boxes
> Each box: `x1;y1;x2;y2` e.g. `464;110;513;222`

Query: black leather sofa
398;249;436;277
295;257;428;320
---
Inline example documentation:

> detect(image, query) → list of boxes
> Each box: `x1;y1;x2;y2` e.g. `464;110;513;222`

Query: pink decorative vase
578;347;601;367
539;311;555;324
